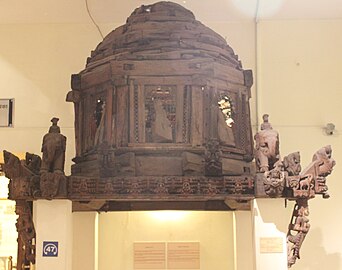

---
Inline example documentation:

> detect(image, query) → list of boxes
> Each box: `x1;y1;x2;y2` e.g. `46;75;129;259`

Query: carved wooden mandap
1;1;335;269
65;1;255;211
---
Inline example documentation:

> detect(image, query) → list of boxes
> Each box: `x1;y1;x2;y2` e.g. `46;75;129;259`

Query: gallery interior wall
0;12;341;270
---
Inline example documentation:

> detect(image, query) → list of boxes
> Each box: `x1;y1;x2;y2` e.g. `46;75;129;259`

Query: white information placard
167;242;200;269
134;242;166;269
259;237;283;253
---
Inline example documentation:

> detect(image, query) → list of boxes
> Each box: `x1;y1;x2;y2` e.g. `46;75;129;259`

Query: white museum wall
0;23;104;174
34;200;73;270
0;14;341;270
72;212;97;270
255;19;342;270
98;211;235;270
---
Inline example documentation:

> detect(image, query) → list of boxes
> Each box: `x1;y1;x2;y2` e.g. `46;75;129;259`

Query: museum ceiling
0;0;342;24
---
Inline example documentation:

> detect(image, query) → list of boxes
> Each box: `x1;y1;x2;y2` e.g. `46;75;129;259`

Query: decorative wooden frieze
67;175;254;200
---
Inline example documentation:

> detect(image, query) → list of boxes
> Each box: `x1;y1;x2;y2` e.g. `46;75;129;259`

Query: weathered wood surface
68;175;255;201
73;200;252;212
115;85;129;147
66;1;255;200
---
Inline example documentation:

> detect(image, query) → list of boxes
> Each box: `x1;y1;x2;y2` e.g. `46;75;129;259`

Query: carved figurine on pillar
253;114;335;267
254;114;280;172
15;200;36;270
3;117;69;200
40;117;67;198
287;199;310;268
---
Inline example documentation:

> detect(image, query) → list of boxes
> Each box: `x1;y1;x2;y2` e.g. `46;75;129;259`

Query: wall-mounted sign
134;242;166;269
0;99;14;127
133;242;200;270
42;241;59;257
167;242;200;269
260;237;283;253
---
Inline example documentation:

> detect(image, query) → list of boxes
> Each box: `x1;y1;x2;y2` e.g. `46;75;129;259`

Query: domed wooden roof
86;1;242;71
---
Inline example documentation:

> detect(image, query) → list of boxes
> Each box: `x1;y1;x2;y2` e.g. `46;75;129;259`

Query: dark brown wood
287;199;310;268
115;85;129;147
190;86;203;146
15;200;35;270
67;175;255;201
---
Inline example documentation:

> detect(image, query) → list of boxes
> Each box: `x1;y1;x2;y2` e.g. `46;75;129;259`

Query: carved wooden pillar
115;85;129;147
190;85;204;146
105;86;113;145
208;87;219;141
175;84;185;143
129;81;146;144
15;200;35;270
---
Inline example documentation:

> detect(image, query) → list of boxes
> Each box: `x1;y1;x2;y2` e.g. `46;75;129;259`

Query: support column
33;200;73;270
234;211;254;270
72;212;98;270
252;199;287;270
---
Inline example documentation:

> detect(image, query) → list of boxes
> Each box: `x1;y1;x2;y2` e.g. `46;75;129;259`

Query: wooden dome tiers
65;1;255;210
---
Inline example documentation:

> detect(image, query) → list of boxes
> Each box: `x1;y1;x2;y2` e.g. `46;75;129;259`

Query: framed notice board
0;99;14;127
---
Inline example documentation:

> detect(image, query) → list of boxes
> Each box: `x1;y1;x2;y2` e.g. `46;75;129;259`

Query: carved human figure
40;118;66;174
15;201;36;265
287;201;310;268
260;114;272;130
254;114;280;172
293;206;310;233
283;152;301;176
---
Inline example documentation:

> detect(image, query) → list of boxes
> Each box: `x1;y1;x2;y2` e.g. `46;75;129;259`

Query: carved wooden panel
68;175;254;200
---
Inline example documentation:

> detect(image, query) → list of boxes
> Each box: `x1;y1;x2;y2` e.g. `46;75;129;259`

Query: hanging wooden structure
1;2;336;269
65;1;255;211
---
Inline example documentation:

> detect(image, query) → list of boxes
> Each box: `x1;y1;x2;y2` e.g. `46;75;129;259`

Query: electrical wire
254;0;260;133
85;0;104;40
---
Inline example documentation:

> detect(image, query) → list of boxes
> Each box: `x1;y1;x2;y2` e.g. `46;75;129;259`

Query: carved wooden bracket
287;199;310;268
15;200;36;270
254;115;336;268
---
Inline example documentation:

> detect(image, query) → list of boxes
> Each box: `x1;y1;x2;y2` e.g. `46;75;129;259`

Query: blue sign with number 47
43;241;59;257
